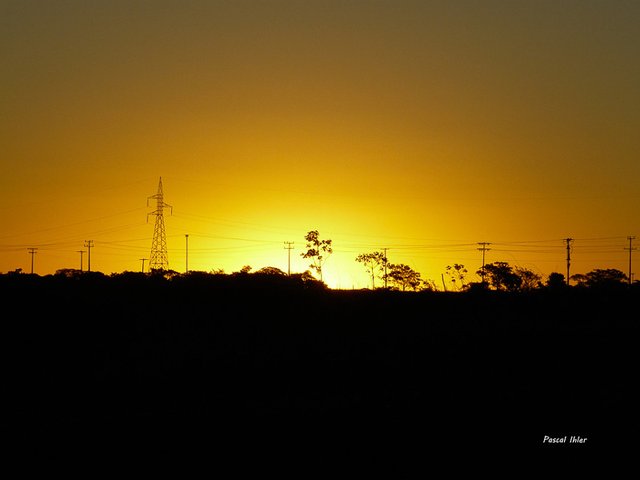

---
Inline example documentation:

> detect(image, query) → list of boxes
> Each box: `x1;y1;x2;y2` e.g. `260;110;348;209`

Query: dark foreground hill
4;273;639;472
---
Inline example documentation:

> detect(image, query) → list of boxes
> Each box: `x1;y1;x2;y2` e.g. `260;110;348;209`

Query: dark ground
4;273;639;473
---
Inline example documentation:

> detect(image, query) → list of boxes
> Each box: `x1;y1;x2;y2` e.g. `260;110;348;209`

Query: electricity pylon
147;177;172;271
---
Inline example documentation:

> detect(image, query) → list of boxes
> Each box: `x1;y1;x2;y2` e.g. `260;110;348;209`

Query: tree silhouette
571;268;628;288
514;266;542;291
545;272;566;289
387;263;422;291
300;230;333;282
445;263;468;291
355;251;388;289
478;262;541;292
477;262;521;292
256;266;287;276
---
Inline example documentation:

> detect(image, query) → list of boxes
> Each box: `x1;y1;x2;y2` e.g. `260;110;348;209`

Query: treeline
1;266;326;291
5;260;640;467
446;261;637;292
2;263;637;293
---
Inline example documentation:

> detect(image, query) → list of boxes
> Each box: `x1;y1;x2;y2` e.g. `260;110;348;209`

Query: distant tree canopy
255;266;287;276
571;269;628;288
55;268;83;278
301;230;333;282
387;263;422;291
445;264;468;291
546;272;566;289
515;266;543;291
355;251;388;289
476;262;542;292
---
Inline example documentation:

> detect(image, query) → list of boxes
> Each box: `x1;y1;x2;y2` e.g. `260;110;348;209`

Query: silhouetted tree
110;271;147;281
481;262;518;291
149;268;179;280
478;262;542;292
387;263;422;291
569;273;588;286
445;263;468;291
55;268;83;279
422;278;438;291
514;266;542;291
301;230;333;282
477;262;520;291
355;251;388;289
256;266;287;276
571;268;628;288
545;272;566;289
288;270;327;289
466;281;489;292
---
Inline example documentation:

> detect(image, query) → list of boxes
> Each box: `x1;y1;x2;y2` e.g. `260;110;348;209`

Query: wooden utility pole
185;234;189;273
382;247;389;289
564;238;573;285
284;241;294;275
626;236;636;285
27;247;37;274
84;240;94;272
477;242;491;283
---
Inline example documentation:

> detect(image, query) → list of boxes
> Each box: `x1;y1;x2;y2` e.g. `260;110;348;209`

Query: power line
0;207;147;241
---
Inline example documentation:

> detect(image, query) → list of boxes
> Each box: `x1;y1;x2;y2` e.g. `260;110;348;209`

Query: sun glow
1;2;638;284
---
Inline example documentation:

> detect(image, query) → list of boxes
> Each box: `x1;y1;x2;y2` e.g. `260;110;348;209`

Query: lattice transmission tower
147;177;172;271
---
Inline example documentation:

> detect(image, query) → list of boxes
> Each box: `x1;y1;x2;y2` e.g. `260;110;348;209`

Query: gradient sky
2;0;639;288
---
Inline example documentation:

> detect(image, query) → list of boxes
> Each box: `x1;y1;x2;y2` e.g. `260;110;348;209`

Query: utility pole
477;242;491;284
84;240;94;272
140;258;147;273
284;241;294;275
77;250;85;272
27;247;37;274
382;247;389;289
185;234;189;273
564;238;573;286
625;236;636;286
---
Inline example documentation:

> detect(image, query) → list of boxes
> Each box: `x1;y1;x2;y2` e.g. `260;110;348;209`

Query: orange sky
1;0;639;288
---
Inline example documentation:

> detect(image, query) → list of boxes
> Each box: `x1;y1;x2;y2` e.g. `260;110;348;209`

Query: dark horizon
6;270;639;469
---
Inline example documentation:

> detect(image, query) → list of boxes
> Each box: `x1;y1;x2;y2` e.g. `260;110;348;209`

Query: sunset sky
2;0;639;288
